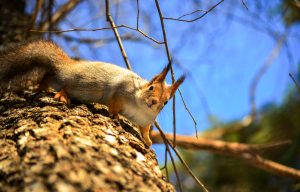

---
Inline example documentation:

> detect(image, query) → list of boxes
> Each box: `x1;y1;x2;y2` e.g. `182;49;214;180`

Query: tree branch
105;0;131;70
163;0;224;22
40;0;81;31
31;25;164;44
154;122;208;192
250;35;286;120
60;33;143;45
151;131;300;180
27;0;43;38
289;73;300;93
154;0;177;147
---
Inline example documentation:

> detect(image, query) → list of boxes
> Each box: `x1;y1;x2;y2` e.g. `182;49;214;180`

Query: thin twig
136;0;140;29
250;35;286;120
61;33;142;44
163;0;224;22
173;58;213;123
172;58;212;130
151;131;300;180
177;9;207;19
155;123;183;191
164;148;169;181
166;142;183;191
289;73;300;93
241;0;249;10
154;122;209;192
154;0;177;148
171;144;209;192
31;25;164;44
27;0;43;38
46;0;54;40
105;0;132;70
178;89;198;137
40;0;81;31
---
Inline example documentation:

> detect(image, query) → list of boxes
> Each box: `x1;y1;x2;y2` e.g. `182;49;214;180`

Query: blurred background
22;0;300;191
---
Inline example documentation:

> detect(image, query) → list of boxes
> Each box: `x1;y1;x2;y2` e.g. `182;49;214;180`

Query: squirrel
0;40;185;146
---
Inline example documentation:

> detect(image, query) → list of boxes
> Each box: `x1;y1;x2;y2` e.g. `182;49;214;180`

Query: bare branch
166;138;183;192
152;132;291;153
154;0;177;147
31;25;164;44
177;9;207;20
155;122;183;191
136;0;140;29
178;89;199;137
163;148;169;181
27;0;43;38
250;35;286;120
163;0;224;22
289;73;300;93
60;33;142;45
151;131;300;180
155;122;209;192
40;0;81;31
105;0;131;70
241;0;249;10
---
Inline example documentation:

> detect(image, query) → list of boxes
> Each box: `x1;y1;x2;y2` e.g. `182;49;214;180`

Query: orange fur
108;95;124;119
140;124;152;146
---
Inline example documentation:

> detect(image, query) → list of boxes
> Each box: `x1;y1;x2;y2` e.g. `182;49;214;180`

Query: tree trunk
0;92;174;191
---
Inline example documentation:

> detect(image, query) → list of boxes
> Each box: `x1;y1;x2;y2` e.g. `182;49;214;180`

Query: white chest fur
120;102;156;127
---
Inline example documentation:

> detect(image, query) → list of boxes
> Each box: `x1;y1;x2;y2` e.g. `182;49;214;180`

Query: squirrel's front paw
140;124;152;147
144;138;152;147
54;88;70;104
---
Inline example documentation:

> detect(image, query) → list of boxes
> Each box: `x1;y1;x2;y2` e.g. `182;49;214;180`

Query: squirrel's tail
0;40;72;92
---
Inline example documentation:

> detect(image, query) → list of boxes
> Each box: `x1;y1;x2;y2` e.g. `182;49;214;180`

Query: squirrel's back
61;61;147;104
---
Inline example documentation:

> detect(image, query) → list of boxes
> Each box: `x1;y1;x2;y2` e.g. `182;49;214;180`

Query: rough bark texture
0;92;174;192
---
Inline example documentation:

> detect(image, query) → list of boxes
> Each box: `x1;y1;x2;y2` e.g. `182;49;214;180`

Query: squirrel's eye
164;101;168;105
148;86;154;91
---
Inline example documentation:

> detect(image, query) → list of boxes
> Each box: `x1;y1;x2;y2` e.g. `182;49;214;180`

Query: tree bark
0;92;174;191
0;0;31;45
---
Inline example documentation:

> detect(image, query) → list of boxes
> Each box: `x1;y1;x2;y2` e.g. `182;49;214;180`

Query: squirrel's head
139;61;185;113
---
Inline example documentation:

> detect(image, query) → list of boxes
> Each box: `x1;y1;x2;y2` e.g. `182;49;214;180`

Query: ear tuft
170;75;185;97
176;75;185;85
150;60;173;83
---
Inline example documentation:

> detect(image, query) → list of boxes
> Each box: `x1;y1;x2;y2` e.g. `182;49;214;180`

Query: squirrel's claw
54;88;70;104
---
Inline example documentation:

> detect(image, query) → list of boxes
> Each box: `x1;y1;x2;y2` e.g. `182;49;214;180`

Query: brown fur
0;40;73;92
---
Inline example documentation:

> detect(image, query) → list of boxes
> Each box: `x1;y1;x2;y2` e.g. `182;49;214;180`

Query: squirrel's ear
170;75;185;97
149;60;172;83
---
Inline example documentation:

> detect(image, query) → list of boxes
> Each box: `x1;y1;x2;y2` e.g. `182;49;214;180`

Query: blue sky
27;0;300;162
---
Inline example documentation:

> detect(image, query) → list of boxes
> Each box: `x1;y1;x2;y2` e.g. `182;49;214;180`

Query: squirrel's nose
152;99;158;105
